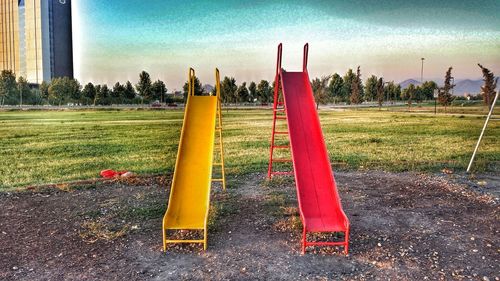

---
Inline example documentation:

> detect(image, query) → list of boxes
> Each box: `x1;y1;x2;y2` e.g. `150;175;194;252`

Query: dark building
48;0;73;79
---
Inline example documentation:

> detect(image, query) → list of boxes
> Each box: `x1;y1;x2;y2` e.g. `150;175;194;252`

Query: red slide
268;43;350;254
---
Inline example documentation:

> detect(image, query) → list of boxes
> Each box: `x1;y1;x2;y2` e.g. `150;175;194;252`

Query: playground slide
279;44;349;254
162;69;218;251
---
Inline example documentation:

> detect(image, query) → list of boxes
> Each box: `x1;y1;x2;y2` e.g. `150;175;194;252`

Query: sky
72;0;500;90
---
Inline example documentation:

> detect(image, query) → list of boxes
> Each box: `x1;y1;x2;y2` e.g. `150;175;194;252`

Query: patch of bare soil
0;172;498;280
446;171;500;198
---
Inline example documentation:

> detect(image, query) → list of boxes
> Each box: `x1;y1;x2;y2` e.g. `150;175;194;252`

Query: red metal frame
268;43;350;255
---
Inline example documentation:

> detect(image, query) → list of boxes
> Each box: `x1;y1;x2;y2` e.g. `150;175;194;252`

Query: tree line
186;65;496;110
0;65;496;109
0;70;171;106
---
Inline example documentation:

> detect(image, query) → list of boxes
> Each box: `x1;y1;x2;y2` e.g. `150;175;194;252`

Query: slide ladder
162;68;225;251
268;43;350;254
268;43;293;177
212;69;226;190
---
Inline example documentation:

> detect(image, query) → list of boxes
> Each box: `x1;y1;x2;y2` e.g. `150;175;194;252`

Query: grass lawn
0;108;498;189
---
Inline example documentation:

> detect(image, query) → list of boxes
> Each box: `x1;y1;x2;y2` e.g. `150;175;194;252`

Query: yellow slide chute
162;68;225;251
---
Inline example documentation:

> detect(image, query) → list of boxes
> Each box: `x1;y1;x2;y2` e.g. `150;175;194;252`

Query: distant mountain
398;78;494;96
454;79;482;95
398;79;421;89
202;84;214;94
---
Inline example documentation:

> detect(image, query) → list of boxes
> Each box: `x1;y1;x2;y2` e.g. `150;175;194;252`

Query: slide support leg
203;227;208;250
344;228;350;255
301;227;306;254
162;227;167;252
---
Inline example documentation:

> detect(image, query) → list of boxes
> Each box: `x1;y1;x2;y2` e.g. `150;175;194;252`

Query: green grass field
0;108;498;189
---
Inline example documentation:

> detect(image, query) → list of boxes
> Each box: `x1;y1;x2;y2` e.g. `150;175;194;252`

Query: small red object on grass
100;169;128;178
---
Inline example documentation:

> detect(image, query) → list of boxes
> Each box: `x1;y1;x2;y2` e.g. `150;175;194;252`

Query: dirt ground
0;171;498;281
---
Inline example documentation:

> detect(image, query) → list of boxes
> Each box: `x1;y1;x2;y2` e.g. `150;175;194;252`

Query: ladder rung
213;163;222;165
274;109;285;112
271;171;294;175
212;179;224;182
272;145;289;149
273;158;292;162
275;131;288;134
165;239;204;243
276;116;287;120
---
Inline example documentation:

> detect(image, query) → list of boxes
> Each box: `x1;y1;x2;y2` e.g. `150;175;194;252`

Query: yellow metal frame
212;68;226;190
162;68;225;251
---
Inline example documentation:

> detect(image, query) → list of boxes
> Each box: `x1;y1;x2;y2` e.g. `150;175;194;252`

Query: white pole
467;90;499;172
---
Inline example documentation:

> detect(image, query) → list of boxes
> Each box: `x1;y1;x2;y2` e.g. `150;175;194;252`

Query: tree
0;70;17;105
94;85;101;105
29;88;44;105
48;77;81;105
47;78;64;105
69;79;82;103
383;82;394;102
256;80;272;103
151;80;167;103
123;81;136;102
248;81;257;102
350;66;362;104
438;67;455;112
384;82;402;102
220;76;237;104
95;84;111;105
311;76;330;109
414;85;425;104
402;83;415;110
112;82;126;104
376;77;384;110
395;84;402;101
101;85;111;105
342;69;355;102
17;76;31;105
390;83;402;101
364;75;378;102
236;82;250;103
478;64;498;110
413;81;437;104
136;71;152;102
82;82;96;105
328;73;343;104
182;76;203;102
420;81;438;100
39;81;50;104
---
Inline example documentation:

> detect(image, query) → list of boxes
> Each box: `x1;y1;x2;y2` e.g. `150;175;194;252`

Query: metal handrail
215;68;221;98
276;43;283;76
303;43;309;72
188;68;195;96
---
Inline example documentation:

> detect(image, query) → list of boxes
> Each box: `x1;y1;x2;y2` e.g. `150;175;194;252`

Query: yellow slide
162;68;225;251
